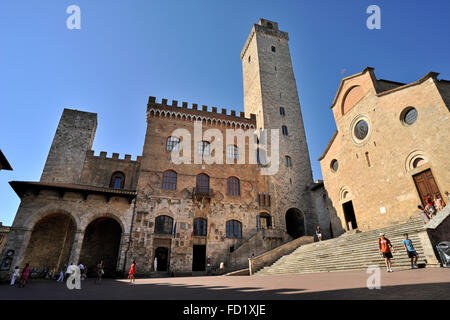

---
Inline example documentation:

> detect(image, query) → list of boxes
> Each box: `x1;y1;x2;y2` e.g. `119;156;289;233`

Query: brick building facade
0;19;319;278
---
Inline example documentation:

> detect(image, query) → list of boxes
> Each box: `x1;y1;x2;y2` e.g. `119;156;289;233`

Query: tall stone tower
241;19;316;236
41;108;97;184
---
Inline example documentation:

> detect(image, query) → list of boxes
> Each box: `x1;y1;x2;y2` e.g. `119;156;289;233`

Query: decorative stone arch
339;186;353;203
79;214;125;277
405;150;429;173
341;85;365;116
21;210;79;271
80;212;126;233
23;208;80;232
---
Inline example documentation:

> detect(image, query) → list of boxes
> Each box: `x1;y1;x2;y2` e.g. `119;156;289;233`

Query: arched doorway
257;212;272;230
79;217;122;277
285;208;306;239
22;213;75;271
154;247;169;271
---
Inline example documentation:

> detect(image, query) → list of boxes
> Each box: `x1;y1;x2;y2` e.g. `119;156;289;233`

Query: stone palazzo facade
0;19;319;278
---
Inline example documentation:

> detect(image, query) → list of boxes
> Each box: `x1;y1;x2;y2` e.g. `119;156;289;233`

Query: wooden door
413;169;442;206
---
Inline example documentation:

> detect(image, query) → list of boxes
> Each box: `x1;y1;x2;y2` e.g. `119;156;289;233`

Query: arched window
162;170;177;190
227;177;240;196
196;174;210;193
226;145;239;161
110;171;125;189
198;141;210;156
154;215;173;235
226;220;242;238
166;137;180;151
282;126;288;136
285;156;292;167
193;218;207;236
280;107;285;116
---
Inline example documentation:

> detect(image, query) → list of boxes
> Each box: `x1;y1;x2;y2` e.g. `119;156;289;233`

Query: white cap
379;233;385;236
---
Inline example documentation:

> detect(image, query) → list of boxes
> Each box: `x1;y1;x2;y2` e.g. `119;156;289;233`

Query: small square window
271;46;276;52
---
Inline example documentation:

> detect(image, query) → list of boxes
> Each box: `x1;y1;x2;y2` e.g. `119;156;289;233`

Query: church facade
319;67;450;232
0;19;319;278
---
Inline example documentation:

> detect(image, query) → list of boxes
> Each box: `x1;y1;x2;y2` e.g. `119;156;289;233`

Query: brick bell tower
241;19;316;237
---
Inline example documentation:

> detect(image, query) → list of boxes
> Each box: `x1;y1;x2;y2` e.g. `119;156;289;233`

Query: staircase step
254;219;429;276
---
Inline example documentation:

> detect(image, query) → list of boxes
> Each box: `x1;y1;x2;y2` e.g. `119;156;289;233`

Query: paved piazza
0;268;449;300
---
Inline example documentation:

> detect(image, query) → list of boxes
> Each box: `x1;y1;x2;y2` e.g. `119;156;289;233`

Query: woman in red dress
128;260;136;284
19;263;30;288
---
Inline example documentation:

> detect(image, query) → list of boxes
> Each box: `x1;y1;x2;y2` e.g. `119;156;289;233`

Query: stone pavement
0;268;449;300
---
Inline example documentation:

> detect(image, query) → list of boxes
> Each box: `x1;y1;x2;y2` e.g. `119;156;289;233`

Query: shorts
407;251;418;258
382;252;393;259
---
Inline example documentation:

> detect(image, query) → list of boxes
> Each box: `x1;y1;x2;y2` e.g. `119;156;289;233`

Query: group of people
378;233;420;272
418;193;447;224
10;262;90;287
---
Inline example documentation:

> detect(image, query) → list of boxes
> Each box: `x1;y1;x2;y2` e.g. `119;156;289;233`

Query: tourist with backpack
378;233;394;272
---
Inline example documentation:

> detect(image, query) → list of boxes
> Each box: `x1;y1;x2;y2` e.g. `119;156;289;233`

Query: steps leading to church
256;218;436;275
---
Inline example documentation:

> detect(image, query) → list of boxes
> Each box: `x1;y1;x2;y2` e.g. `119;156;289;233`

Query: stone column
116;233;130;274
68;230;85;265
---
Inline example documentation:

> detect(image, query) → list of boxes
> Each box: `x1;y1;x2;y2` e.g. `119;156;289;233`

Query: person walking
10;266;20;286
96;260;104;284
378;233;394;272
78;263;85;280
19;263;31;288
128;260;136;285
56;266;65;282
315;225;323;241
402;233;419;269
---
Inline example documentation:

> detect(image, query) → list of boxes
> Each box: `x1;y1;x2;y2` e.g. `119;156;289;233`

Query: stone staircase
256;218;437;275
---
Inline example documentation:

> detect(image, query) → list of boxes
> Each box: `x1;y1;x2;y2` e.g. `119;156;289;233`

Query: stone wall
41;109;97;184
81;150;141;190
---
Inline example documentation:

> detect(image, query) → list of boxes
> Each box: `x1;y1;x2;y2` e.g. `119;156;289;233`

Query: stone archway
285;208;306;239
22;213;76;271
79;217;122;277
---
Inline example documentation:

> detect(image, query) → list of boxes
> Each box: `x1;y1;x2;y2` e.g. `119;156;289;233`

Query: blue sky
1;0;449;225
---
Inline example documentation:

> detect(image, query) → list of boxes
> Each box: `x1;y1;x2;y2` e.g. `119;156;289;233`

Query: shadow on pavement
0;278;449;300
